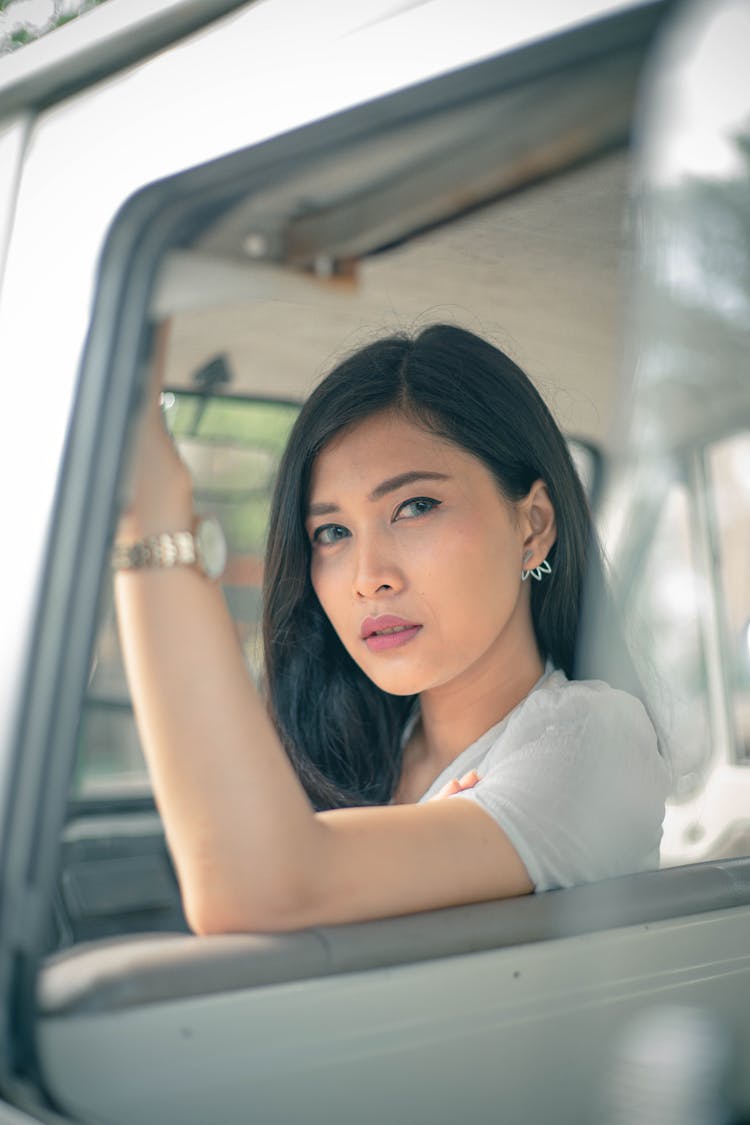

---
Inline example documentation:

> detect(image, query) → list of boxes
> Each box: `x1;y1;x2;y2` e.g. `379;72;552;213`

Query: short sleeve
455;680;670;892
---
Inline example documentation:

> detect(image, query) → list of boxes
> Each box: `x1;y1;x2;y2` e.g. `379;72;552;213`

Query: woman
114;323;669;934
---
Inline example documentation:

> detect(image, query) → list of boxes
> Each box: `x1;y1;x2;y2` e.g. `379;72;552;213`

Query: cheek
310;556;347;631
430;526;521;623
310;560;329;612
434;518;519;584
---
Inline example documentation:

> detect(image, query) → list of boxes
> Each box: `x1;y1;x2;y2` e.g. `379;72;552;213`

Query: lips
360;615;422;653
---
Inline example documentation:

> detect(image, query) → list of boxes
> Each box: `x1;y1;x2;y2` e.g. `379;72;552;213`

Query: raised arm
114;328;532;934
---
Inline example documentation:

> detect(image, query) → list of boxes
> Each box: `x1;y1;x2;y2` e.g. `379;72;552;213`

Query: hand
118;320;194;539
431;769;480;800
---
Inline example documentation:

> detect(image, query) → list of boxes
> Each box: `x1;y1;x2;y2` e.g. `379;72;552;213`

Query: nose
352;530;404;600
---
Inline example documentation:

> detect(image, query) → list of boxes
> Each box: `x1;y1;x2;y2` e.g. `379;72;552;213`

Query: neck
415;633;545;774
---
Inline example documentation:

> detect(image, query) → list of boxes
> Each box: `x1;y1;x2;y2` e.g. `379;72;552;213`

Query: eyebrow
307;471;450;518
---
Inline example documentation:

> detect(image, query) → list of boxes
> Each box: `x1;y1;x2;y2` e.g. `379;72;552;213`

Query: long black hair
263;324;602;809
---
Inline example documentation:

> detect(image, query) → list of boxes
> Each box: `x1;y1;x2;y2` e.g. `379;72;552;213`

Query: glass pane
630;480;711;798
163;394;299;676
708;432;750;762
73;702;149;798
77;395;299;799
595;0;750;866
569;438;602;506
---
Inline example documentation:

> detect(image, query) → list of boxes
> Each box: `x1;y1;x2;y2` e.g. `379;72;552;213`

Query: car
0;0;748;1122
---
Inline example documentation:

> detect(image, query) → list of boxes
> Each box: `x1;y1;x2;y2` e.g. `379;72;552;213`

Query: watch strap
112;530;198;571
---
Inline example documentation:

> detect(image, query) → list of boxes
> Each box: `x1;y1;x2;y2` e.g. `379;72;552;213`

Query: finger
144;321;172;427
152;319;171;390
432;778;461;800
458;769;480;790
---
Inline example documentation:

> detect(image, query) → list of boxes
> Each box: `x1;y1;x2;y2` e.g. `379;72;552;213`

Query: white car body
0;1;748;1122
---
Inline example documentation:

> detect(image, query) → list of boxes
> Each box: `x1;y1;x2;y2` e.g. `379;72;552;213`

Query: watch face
195;516;227;580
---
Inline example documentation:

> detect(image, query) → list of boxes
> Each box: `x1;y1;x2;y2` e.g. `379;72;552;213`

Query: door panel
37;886;750;1124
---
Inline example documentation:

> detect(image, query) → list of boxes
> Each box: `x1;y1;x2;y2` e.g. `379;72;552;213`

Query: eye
394;496;441;520
312;523;350;546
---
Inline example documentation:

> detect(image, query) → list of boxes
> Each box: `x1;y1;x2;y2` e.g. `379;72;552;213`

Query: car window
708;431;750;764
629;477;712;801
76;395;298;799
598;0;750;867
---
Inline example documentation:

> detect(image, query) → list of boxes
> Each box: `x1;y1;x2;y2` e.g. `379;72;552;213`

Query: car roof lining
160;151;632;446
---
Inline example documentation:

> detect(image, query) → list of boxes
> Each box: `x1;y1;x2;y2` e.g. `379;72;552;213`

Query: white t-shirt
416;665;670;892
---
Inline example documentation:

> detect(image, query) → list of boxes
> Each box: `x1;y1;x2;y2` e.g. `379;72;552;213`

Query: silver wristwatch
112;516;227;580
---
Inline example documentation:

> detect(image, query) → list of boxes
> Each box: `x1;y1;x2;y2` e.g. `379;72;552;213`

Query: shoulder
496;668;660;767
466;669;671;889
487;669;671;809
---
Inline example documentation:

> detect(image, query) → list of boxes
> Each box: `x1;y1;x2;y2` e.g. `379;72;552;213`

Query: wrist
117;470;194;542
112;515;227;581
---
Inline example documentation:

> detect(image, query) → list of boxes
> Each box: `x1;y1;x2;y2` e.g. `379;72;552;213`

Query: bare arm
114;329;532;934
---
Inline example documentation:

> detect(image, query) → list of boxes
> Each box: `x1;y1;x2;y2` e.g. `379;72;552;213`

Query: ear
519;480;557;570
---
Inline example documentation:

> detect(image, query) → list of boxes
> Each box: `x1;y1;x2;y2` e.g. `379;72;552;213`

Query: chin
363;669;425;697
381;683;421;698
364;675;419;697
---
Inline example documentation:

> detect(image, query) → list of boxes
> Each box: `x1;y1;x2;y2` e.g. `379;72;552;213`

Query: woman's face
306;411;552;699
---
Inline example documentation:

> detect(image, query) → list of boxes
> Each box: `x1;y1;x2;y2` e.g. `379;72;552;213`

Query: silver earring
521;558;552;582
